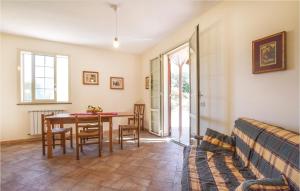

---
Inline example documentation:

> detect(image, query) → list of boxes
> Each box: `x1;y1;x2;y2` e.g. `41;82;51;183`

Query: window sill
17;102;72;105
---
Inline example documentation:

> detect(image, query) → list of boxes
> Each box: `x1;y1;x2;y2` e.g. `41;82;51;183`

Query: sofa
182;118;299;191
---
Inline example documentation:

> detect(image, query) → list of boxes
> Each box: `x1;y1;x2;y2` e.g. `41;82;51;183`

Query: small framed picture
252;31;286;74
83;71;99;85
110;77;124;89
145;76;150;89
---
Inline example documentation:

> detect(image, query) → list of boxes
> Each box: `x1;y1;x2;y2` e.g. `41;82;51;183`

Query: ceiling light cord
115;6;118;38
111;4;120;48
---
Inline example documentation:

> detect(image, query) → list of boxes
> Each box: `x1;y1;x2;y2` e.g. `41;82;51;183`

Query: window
20;51;69;103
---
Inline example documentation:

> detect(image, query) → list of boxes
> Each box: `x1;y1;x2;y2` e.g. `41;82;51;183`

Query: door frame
150;56;163;136
193;25;200;145
168;57;171;136
196;25;200;145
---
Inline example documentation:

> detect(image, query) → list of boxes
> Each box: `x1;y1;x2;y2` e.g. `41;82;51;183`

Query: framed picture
145;76;150;89
252;31;286;74
83;71;99;85
110;77;124;89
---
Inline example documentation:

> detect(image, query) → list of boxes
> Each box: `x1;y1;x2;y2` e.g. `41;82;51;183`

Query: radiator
28;110;65;135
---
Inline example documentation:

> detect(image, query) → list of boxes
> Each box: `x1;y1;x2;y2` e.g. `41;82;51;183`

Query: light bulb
113;37;119;48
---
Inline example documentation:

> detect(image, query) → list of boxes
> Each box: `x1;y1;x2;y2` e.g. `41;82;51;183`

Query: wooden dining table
45;112;134;158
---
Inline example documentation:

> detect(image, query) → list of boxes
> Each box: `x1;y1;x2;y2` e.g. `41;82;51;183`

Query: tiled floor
1;131;184;191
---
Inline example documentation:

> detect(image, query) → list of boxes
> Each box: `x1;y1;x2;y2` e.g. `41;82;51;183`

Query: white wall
141;1;299;133
229;2;299;133
0;33;142;141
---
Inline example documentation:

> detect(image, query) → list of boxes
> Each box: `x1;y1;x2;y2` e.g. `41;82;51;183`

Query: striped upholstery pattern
235;175;290;191
232;118;267;167
182;146;255;191
182;118;299;191
244;119;300;191
200;128;235;152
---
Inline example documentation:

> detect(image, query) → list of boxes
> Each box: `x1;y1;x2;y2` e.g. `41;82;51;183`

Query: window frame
18;50;71;104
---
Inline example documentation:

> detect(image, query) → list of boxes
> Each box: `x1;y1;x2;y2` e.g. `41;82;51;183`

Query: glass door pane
150;57;161;135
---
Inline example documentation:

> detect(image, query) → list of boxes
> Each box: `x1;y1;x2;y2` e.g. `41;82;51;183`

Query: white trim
18;50;70;104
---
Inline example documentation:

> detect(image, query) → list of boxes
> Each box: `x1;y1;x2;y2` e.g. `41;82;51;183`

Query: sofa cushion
199;128;235;152
182;146;256;191
248;124;299;191
232;118;269;167
235;175;290;191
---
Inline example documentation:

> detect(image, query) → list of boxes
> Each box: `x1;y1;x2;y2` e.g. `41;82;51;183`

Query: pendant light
111;4;120;48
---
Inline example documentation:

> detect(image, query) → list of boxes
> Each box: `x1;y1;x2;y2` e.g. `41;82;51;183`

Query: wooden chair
75;114;102;160
128;104;145;130
41;113;73;155
119;112;140;149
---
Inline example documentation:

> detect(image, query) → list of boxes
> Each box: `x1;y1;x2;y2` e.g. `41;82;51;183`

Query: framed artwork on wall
110;77;124;89
145;76;150;89
83;71;99;85
252;31;286;74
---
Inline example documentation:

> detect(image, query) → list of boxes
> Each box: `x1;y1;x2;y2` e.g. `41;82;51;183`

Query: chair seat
81;123;98;127
50;133;73;140
82;126;99;130
52;127;71;134
78;130;99;137
119;125;138;130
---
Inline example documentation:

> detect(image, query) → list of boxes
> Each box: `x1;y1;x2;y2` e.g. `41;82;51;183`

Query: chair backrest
41;112;54;135
75;114;102;134
132;112;141;128
134;104;145;116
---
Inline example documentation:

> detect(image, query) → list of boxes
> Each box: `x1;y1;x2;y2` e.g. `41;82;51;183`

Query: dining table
45;112;134;159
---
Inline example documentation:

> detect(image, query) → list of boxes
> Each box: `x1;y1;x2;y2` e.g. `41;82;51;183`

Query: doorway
167;45;190;145
150;26;199;145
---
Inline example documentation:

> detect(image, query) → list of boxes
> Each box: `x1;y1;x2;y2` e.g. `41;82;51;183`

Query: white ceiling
1;0;218;54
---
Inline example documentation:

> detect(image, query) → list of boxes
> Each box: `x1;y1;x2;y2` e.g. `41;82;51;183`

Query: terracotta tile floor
1;131;184;191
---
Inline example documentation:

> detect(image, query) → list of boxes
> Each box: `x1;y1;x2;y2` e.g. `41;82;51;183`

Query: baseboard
0;136;42;145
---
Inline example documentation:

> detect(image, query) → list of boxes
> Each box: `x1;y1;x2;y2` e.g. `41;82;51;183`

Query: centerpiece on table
87;105;103;114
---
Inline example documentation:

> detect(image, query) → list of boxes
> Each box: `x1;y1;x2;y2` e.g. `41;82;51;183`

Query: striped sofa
182;118;300;191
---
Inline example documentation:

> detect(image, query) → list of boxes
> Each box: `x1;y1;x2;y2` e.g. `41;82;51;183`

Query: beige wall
0;33;142;141
141;1;299;133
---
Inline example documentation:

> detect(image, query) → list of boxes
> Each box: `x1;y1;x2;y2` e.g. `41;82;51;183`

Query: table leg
109;117;113;152
62;133;66;154
47;120;53;158
60;122;65;154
